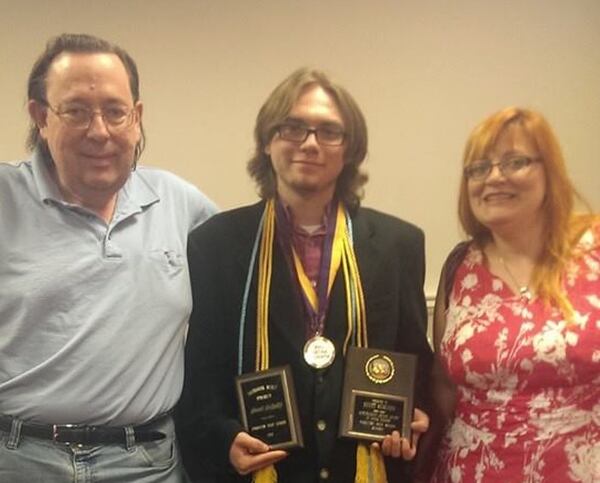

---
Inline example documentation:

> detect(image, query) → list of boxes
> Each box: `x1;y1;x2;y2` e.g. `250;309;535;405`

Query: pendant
519;286;532;301
303;335;336;369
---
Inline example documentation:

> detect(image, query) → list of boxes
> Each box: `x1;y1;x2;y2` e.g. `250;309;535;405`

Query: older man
0;34;217;482
176;68;432;483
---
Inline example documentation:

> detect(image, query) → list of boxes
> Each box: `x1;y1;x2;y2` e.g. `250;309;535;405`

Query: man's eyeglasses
276;123;345;146
464;155;540;181
45;103;137;132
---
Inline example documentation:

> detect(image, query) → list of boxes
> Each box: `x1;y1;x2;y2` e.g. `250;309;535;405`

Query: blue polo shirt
0;150;217;426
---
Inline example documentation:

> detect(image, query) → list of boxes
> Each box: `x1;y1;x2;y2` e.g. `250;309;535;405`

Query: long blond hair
458;107;594;318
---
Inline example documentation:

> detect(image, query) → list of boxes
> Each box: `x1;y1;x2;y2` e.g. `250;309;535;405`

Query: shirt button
319;468;329;480
316;420;326;431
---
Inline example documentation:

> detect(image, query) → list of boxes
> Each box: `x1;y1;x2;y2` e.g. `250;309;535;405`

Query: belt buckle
52;423;85;445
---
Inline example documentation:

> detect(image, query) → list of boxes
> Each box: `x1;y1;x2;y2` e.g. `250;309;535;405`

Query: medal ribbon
286;202;346;336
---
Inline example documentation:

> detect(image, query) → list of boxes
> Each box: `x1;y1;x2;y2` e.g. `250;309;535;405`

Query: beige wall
2;0;599;301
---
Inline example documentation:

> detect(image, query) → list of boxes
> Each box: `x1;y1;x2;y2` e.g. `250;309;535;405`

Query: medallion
365;354;395;384
303;335;336;369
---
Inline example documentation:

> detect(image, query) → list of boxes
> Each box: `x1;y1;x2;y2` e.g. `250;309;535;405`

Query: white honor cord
237;208;267;375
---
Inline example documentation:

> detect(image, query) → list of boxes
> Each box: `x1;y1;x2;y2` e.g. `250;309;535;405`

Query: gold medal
303;335;336;369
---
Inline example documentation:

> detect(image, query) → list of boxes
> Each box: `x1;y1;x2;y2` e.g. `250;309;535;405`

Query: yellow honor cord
355;444;388;483
253;465;278;483
329;206;347;294
341;246;354;354
340;218;368;353
254;201;278;482
256;200;275;371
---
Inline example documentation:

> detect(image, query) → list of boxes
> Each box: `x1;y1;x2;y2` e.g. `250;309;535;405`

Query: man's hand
373;407;430;460
229;432;288;475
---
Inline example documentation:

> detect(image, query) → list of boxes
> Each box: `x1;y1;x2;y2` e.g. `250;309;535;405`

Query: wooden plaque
339;346;416;441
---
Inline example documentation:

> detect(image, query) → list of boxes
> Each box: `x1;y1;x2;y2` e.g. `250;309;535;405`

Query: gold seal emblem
365;354;394;384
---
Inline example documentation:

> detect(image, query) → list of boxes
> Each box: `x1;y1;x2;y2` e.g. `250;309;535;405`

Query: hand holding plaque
339;346;416;441
235;366;303;450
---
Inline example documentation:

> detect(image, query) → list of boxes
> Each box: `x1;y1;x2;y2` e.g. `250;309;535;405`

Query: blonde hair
458;106;593;318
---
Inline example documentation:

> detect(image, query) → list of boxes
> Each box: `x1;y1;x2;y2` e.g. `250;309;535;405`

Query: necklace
498;256;532;301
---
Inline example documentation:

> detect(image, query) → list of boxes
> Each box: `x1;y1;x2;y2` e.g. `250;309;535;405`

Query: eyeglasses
45;103;137;132
276;123;345;146
464;155;540;181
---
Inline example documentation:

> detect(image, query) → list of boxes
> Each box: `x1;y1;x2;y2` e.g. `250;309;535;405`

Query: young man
177;68;431;482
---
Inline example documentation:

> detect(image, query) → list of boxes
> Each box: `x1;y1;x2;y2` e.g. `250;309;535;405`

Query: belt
0;414;167;445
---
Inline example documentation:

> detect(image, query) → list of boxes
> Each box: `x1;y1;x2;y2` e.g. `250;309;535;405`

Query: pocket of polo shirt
148;249;185;277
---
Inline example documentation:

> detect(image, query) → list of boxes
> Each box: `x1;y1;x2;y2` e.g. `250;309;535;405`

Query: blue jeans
0;415;189;483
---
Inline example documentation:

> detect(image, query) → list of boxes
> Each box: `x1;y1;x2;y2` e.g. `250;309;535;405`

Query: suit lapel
349;209;380;300
232;201;267;271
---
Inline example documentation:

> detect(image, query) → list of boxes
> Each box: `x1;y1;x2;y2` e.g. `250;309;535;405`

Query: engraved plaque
235;366;303;450
339;346;416;441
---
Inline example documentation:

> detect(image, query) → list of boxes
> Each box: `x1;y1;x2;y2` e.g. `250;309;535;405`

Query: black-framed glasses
45;103;137;132
276;123;345;146
464;155;540;181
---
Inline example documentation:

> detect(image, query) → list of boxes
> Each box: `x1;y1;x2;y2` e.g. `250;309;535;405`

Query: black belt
0;414;167;445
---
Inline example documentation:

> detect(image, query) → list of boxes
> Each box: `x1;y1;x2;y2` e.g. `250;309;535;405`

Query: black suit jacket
176;201;432;483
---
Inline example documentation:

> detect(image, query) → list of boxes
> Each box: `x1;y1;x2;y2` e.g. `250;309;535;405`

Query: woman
429;107;599;482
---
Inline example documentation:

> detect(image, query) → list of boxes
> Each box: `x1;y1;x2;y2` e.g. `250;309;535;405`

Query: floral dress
431;226;600;483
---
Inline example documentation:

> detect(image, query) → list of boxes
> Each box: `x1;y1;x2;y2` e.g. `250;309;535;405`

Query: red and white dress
432;225;600;482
